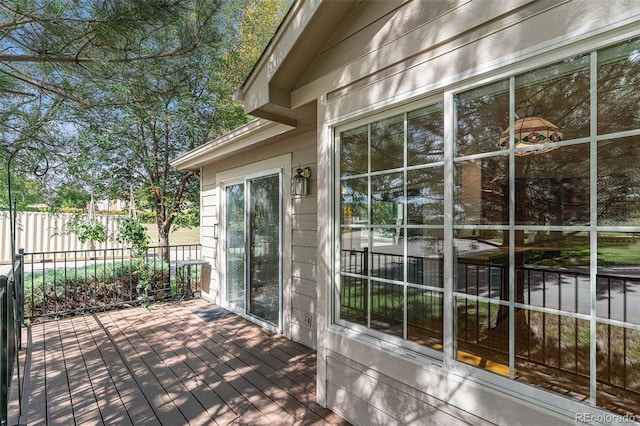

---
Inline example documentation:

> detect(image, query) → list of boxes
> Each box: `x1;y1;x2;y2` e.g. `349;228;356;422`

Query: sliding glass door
224;171;282;329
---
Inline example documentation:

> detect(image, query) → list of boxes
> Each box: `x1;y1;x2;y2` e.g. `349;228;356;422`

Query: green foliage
118;217;149;256
24;258;173;312
137;211;157;224
52;182;91;209
63;214;107;244
1;0;285;249
173;210;200;228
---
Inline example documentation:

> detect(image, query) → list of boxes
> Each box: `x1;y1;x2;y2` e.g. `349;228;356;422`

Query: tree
1;0;221;208
52;182;91;209
63;0;290;258
0;1;217;96
70;52;213;258
2;0;290;259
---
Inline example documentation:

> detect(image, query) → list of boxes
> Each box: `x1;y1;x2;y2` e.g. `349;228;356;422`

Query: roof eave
170;118;295;172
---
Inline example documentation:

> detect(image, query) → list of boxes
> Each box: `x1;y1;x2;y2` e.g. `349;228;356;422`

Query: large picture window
338;104;445;351
334;36;640;416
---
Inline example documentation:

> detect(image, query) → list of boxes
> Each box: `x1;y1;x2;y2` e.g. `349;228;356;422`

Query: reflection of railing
457;260;640;414
340;249;443;342
341;249;640;415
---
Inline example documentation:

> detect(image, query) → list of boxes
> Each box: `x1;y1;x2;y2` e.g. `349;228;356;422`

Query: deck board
10;299;349;426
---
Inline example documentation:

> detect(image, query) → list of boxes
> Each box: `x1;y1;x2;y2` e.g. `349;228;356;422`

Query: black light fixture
291;164;311;196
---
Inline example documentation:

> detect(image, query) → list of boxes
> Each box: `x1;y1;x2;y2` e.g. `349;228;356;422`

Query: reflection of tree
371;116;404;171
341;177;368;222
407;167;444;225
371;173;403;225
341;126;368;177
408;105;444;165
455;42;640;359
597;38;640;134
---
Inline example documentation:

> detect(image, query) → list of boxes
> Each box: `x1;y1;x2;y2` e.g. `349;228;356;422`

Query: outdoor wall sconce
291;165;311;196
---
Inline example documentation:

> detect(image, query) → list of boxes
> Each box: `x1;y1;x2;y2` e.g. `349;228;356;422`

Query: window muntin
451;38;640;416
335;36;640;417
338;103;445;353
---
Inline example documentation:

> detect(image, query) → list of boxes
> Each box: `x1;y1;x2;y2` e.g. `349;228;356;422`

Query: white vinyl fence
0;212;127;263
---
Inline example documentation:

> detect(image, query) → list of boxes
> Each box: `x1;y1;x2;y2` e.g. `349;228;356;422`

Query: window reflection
340;229;367;274
455;79;510;156
522;231;590;315
408;288;443;346
407;228;443;287
371;173;404;226
339;274;367;327
598;137;640;225
455;231;506;299
408;104;444;165
341;126;368;177
515;143;590;226
598;37;640;135
341;177;368;224
452;38;640;415
515;311;591;391
372;115;404;172
454;156;508;225
596;323;640;413
456;298;509;376
407;166;444;225
515;53;590;140
370;281;404;337
597;233;640;325
339;106;444;352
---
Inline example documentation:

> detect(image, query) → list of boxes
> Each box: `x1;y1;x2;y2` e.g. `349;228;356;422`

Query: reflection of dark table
176;259;208;299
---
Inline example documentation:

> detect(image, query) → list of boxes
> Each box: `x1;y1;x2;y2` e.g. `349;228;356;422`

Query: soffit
170;119;294;172
237;0;358;123
171;102;317;172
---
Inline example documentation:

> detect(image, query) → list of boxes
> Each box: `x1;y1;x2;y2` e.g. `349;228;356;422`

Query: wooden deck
9;299;349;425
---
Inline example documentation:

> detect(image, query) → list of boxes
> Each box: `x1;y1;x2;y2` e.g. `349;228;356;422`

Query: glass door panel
248;173;281;326
225;183;245;308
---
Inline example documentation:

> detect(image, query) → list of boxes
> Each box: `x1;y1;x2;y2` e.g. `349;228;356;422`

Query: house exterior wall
307;1;640;425
175;0;640;424
199;130;318;348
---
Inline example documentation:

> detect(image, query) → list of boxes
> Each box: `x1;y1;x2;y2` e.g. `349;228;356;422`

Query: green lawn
143;225;200;246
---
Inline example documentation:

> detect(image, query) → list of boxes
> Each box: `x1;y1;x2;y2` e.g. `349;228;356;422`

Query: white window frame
328;28;640;416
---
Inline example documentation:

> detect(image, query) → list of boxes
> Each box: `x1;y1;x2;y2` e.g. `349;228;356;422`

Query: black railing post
17;249;24;334
0;275;7;426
